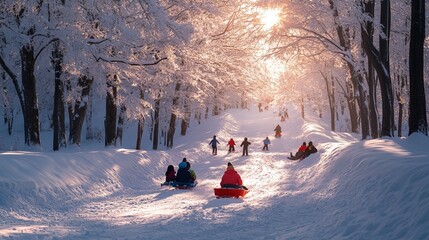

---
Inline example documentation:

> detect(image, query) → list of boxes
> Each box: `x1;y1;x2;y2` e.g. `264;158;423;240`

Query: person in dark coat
274;124;282;138
301;141;318;160
165;165;176;182
176;161;194;183
240;137;251;156
209;135;220;155
289;142;307;160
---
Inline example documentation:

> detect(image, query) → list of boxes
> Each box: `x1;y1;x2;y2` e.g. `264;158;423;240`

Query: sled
275;132;281;138
170;181;198;189
214;187;249;198
161;181;174;187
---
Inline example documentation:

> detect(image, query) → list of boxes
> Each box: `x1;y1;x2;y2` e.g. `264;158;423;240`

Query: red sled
214;188;249;198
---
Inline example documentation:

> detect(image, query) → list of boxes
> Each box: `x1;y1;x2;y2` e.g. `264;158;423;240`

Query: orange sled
214;187;249;198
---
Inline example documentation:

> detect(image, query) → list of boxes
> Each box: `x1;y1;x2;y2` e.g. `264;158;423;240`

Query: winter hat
182;158;187;162
227;162;234;170
179;161;187;169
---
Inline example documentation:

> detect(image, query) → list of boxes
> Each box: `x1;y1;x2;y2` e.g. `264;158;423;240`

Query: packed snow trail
1;106;429;239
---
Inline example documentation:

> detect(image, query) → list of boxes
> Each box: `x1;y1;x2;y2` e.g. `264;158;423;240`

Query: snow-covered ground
1;106;429;239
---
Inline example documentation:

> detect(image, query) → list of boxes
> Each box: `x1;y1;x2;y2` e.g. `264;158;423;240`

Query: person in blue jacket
209;135;220;155
176;161;194;183
262;137;271;151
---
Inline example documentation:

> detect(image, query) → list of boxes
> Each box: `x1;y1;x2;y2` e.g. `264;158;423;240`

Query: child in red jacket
220;162;247;190
227;138;236;152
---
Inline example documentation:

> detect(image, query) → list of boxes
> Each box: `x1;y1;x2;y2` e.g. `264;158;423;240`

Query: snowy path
2;107;429;239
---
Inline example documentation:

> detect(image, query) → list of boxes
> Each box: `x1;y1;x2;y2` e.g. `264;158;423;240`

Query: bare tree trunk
1;71;14;135
116;105;126;146
20;41;41;146
52;40;66;150
408;0;427;135
167;81;181;148
105;75;117;146
363;0;379;138
152;97;160;150
181;97;190;136
135;88;146;150
321;71;336;131
136;119;144;150
69;76;93;146
360;0;394;137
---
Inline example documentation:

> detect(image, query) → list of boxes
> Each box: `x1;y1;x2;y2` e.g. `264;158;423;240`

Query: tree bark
116;105;126;146
363;0;379;138
68;76;93;146
105;75;117;146
135;88;146;150
167;81;181;148
152;97;160;150
52;40;66;150
408;0;427;135
181;97;190;136
20;42;41;146
360;0;394;137
321;71;336;131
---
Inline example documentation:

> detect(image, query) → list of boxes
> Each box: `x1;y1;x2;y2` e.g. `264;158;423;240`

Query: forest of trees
0;0;427;151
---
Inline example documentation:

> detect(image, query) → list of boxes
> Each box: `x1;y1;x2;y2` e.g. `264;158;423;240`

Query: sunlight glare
259;8;281;30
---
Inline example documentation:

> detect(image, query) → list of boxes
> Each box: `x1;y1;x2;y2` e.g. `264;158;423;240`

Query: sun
259;8;281;30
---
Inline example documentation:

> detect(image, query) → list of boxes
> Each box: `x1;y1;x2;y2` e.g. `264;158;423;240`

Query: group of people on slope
165;158;197;184
165;159;247;190
210;135;252;156
288;141;318;161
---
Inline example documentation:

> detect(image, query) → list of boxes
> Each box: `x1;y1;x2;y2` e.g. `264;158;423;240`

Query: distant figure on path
240;137;251;156
227;138;236;152
209;135;220;155
274;124;282;138
262;137;271;151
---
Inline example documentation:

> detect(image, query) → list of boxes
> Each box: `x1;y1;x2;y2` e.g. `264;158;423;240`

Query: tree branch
93;54;168;66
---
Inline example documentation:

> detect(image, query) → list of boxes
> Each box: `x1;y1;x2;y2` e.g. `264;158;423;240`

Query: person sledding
161;165;176;186
288;141;317;161
288;142;307;160
172;159;197;188
274;124;282;138
227;138;236;153
302;141;318;159
220;162;248;190
209;135;220;155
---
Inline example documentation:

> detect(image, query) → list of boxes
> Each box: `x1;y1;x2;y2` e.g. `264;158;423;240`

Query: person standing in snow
220;162;247;190
240;137;251;156
227;138;236;153
262;137;271;151
209;135;220;155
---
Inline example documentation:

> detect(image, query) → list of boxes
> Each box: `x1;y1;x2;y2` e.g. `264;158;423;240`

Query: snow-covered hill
1;106;429;239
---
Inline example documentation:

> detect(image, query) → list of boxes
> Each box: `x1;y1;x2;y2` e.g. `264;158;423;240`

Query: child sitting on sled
161;165;176;186
220;162;248;190
165;165;176;182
